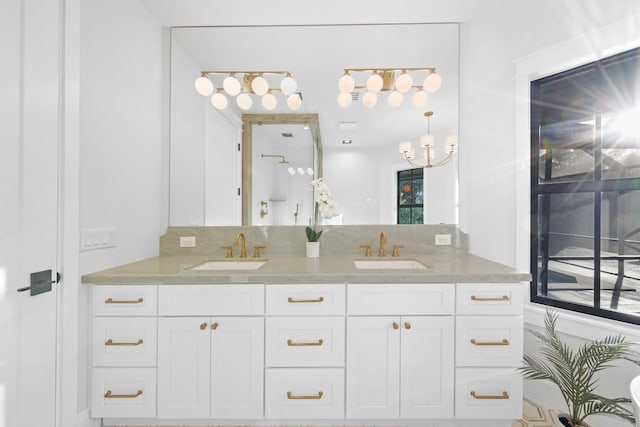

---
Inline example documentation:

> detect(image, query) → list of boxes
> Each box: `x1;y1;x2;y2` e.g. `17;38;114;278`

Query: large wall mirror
170;23;459;226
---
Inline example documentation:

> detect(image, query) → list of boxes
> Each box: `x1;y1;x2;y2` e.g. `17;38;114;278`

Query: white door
346;316;400;419
1;0;62;426
157;317;211;419
211;317;264;418
400;316;455;418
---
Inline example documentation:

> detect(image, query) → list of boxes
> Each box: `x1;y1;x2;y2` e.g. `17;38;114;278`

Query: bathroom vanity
83;225;530;427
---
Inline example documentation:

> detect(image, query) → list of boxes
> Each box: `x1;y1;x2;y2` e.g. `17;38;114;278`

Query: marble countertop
81;252;531;285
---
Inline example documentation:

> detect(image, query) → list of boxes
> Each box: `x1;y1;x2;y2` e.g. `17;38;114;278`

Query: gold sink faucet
378;231;388;257
234;232;247;258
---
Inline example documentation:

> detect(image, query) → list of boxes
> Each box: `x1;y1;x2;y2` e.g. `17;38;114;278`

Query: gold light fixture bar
337;67;442;108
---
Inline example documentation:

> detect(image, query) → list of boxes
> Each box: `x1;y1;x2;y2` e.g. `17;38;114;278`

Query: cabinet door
346;316;400;419
157;317;211;419
211;317;264;418
400;316;454;418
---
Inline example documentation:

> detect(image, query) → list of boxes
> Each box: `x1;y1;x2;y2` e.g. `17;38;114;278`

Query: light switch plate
435;234;452;245
180;236;196;248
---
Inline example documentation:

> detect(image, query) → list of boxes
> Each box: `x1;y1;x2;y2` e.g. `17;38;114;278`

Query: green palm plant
520;310;640;426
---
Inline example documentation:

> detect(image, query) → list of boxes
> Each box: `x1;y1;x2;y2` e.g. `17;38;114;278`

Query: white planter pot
306;241;320;258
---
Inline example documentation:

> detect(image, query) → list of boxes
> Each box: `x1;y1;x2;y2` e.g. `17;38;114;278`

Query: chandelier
194;71;302;111
398;112;458;168
337;67;442;108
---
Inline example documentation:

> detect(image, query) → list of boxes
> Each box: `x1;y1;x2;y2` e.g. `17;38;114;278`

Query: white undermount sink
189;260;267;271
353;259;429;270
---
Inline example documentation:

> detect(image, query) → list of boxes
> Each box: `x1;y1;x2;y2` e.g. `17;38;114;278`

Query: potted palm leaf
520;310;640;427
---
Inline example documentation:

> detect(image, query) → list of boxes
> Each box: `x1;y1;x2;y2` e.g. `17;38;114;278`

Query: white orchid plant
306;178;338;242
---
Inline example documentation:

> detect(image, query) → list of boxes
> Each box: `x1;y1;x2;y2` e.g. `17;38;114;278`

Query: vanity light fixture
195;70;302;111
398;111;458;168
337;67;441;109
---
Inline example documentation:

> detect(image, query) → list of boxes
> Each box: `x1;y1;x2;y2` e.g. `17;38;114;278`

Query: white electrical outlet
80;227;118;251
180;236;196;248
435;234;452;245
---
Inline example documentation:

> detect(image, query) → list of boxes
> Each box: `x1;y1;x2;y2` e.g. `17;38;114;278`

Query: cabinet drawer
455;368;523;419
265;368;345;419
266;317;344;367
158;284;264;315
347;283;454;315
456;316;523;367
92;285;157;316
91;367;156;418
456;283;523;315
266;284;345;315
92;317;157;367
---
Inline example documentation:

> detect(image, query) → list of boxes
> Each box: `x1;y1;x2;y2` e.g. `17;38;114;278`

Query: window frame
530;47;640;325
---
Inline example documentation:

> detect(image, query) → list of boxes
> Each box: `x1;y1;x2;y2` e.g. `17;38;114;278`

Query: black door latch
17;269;61;296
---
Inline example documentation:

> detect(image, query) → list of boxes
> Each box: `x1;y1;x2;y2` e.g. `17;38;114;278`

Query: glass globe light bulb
412;90;428;107
210;93;228;110
307;168;314;175
287;167;296;175
420;133;435;147
195;76;214;96
423;72;442;93
280;76;297;96
366;73;384;93
261;93;277;110
387;91;403;108
297;167;305;175
362;91;377;108
337;92;352;108
398;141;412;154
223;75;241;96
338;74;355;93
395;72;413;93
287;94;302;110
236;93;252;110
251;76;269;96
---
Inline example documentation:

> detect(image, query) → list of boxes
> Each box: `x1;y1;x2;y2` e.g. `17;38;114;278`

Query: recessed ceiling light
342;139;352;145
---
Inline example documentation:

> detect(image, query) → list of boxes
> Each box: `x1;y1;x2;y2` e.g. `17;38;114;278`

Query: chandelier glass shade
195;71;302;111
398;111;458;169
337;67;441;109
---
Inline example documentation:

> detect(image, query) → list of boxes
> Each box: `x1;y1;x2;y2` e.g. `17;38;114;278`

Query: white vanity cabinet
90;285;158;418
156;284;264;419
454;282;524;420
346;284;455;419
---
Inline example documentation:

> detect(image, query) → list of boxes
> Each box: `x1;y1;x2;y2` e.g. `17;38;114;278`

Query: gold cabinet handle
404;322;411;329
105;297;143;304
211;322;219;330
287;339;323;347
200;322;207;330
287;296;324;303
470;338;510;346
392;322;399;330
105;338;143;346
470;391;509;400
470;295;509;302
104;390;143;399
287;391;323;400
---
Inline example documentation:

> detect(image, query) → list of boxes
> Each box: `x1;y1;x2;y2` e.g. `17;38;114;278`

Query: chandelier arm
426;152;455;168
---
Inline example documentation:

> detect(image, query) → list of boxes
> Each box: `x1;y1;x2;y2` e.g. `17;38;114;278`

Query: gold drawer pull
287;391;323;400
470;295;509;302
470;338;510;346
105;338;144;346
392;322;399;330
200;322;207;330
104;390;143;399
470;390;509;399
211;322;219;330
105;297;143;304
287;339;323;346
287;296;324;303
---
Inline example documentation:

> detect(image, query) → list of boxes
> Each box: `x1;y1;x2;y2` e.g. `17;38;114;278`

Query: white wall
78;0;167;416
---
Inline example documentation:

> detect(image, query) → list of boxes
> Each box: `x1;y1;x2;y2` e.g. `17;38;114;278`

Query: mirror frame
241;113;323;225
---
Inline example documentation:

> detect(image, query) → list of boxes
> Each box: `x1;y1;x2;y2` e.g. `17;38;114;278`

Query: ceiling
170;23;459;150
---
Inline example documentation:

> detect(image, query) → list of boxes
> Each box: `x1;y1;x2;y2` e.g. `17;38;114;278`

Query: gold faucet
378;231;388;257
234;232;247;258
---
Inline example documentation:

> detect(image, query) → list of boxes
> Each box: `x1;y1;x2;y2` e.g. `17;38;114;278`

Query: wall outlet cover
180;236;196;248
435;234;452;245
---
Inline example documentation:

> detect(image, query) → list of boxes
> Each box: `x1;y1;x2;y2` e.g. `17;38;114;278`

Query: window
397;168;424;224
530;47;640;324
